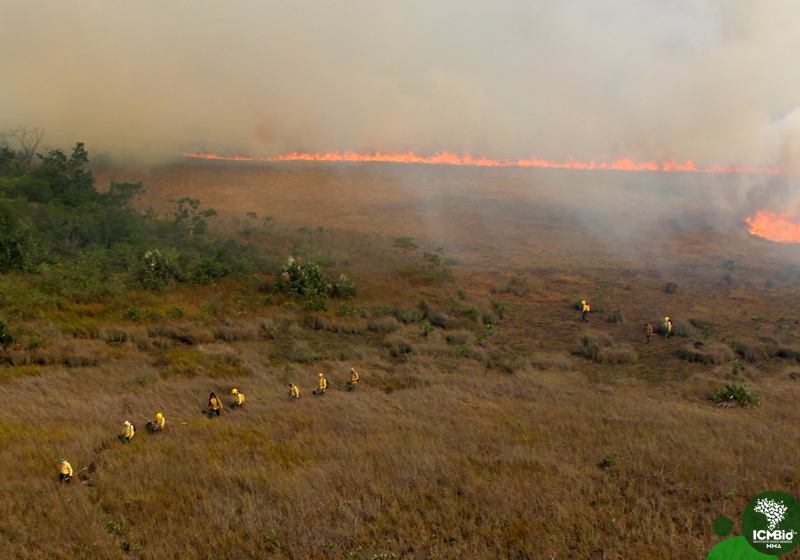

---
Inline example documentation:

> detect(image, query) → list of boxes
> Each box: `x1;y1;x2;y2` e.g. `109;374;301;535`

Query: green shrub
330;274;357;298
275;257;328;298
460;305;481;322
188;258;231;285
711;383;760;408
0;318;13;349
598;451;622;469
136;249;180;289
302;296;329;311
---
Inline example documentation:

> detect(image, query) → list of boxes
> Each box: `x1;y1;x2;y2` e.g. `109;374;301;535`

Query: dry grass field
1;161;799;559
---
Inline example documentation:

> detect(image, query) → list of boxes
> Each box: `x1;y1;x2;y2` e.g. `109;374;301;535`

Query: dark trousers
59;473;70;483
581;311;588;322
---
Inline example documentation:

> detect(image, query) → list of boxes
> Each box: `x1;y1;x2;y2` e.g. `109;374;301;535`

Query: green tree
168;196;218;236
393;236;419;258
35;142;95;206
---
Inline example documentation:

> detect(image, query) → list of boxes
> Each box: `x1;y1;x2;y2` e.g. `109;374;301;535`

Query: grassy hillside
1;159;799;559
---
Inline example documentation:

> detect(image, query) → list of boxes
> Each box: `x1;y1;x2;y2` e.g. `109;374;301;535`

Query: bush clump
367;316;402;333
136;250;180;289
711;360;760;408
275;258;356;301
731;339;776;362
573;331;637;364
382;334;413;357
677;342;733;365
712;383;760;408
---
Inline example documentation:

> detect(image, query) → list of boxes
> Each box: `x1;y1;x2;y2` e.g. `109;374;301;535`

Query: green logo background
742;491;800;556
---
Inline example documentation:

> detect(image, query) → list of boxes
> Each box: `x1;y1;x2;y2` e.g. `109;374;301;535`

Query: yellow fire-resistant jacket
235;392;245;406
582;302;590;313
350;370;359;383
209;397;222;411
124;424;135;439
156;416;166;430
60;461;73;476
290;385;300;398
318;377;328;390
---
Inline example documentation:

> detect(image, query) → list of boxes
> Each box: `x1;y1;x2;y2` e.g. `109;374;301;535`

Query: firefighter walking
232;388;245;408
314;373;328;395
348;367;359;391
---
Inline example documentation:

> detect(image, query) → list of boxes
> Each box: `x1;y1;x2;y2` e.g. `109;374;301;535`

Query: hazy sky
1;0;799;166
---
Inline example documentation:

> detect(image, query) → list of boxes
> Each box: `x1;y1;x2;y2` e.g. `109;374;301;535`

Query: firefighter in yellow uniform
663;317;673;339
581;300;590;322
121;420;135;443
208;393;222;417
232;388;245;408
348;367;359;391
314;373;328;395
289;382;300;401
59;459;73;483
154;412;166;432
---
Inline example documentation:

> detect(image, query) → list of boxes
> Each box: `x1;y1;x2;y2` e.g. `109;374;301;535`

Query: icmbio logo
742;491;800;555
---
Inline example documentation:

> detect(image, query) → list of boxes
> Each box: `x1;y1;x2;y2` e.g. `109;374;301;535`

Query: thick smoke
1;0;799;167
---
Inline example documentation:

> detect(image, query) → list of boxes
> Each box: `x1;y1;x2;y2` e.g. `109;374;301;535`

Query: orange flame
183;150;780;174
746;211;800;243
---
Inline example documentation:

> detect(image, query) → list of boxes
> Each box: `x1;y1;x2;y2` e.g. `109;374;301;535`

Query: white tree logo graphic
754;498;788;530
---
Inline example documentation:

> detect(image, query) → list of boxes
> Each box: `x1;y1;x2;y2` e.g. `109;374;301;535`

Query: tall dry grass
0;352;798;559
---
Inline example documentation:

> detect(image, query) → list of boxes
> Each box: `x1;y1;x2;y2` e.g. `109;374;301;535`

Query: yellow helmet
581;300;586;304
156;413;163;419
232;388;238;394
665;316;670;321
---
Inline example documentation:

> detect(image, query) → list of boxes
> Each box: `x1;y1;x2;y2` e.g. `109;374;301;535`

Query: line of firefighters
57;305;678;481
58;367;361;482
581;300;673;343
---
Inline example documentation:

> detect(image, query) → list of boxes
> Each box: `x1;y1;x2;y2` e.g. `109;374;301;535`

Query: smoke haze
1;1;800;166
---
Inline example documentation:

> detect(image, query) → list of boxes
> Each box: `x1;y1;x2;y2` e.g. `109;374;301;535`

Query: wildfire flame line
184;150;780;174
746;211;800;243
